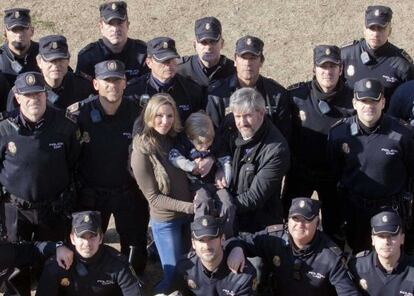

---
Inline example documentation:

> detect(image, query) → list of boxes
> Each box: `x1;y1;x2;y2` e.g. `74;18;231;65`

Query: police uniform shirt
231;230;359;296
124;72;204;123
289;79;354;171
170;251;256;296
6;71;94;111
349;250;414;295
327;114;414;199
341;39;414;106
0;41;40;86
206;74;291;141
0;107;81;202
388;80;414;123
76;38;148;82
0;72;10;112
177;54;235;88
73;95;139;188
36;245;142;296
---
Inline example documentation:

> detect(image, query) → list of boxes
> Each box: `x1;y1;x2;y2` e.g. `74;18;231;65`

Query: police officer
0;8;40;86
70;60;149;275
75;1;148;83
328;78;414;253
228;198;360;295
7;35;94;111
177;17;235;89
125;37;204;123
283;45;354;245
349;211;414;295
206;35;291;141
168;215;256;296
36;211;143;296
0;71;81;295
387;80;414;124
341;5;414;108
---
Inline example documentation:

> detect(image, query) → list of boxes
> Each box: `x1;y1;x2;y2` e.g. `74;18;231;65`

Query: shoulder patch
287;82;306;91
341;40;358;48
355;250;370;258
401;49;413;64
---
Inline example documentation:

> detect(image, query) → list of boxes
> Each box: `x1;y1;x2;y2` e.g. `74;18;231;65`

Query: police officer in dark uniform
70;60;149;275
349;211;414;295
36;211;143;296
0;71;81;295
206;35;291;141
125;37;204;123
283;45;354;245
228;198;360;296
0;8;40;87
177;17;235;89
7;35;94;111
328;78;414;253
168;215;256;296
387;80;414;124
75;1;148;83
341;5;414;108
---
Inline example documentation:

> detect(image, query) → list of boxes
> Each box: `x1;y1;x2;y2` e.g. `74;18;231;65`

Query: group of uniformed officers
0;1;413;295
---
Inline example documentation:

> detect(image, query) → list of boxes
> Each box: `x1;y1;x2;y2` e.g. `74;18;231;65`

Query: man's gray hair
229;87;266;113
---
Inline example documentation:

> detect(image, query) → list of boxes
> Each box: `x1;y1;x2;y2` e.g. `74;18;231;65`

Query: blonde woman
130;93;194;293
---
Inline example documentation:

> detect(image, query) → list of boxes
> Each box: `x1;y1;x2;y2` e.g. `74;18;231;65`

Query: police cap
4;8;31;30
289;198;320;221
313;45;341;66
191;215;223;240
195;17;222;42
235;35;264;56
147;37;180;62
354;78;383;101
99;1;127;23
39;35;70;62
72;211;102;236
94;59;126;80
371;211;402;235
15;72;46;95
365;5;392;28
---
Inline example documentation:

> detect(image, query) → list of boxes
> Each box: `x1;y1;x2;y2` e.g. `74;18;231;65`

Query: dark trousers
78;184;149;275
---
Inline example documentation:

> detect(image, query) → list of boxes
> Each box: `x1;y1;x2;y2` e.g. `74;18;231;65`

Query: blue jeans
150;216;191;293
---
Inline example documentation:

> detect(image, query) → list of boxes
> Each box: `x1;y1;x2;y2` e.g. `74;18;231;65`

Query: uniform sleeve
6;87;17;112
328;256;360;296
327;128;344;183
235;266;256;296
131;147;194;214
234;143;290;213
66;123;82;172
116;263;143;296
75;51;94;81
35;259;62;296
0;73;10;112
272;89;292;144
388;82;414;121
206;94;226;129
167;264;193;296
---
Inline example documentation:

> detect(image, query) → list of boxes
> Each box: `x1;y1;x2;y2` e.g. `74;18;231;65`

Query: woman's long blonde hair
133;93;182;155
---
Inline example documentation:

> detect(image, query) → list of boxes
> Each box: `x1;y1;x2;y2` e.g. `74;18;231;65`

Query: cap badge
325;48;331;55
374;9;380;17
347;65;355;77
382;215;388;223
107;61;117;71
84;215;90;223
14;11;20;18
365;81;372;89
205;23;210;30
202;218;208;227
112;3;117;10
52;42;58;49
342;142;350;154
299;200;306;208
162;41;168;49
187;279;197;289
246;38;252;46
25;74;36;86
60;277;70;287
272;255;281;267
7;142;17;155
359;278;368;290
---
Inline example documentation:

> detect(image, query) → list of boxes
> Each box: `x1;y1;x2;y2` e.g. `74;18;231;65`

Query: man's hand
56;246;74;270
227;246;245;274
195;156;214;177
215;168;228;189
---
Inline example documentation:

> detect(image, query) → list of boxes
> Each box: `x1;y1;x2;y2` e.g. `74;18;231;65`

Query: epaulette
78;71;93;82
266;224;285;234
287;82;306;91
65;109;77;124
400;49;413;64
331;118;347;129
399;118;412;128
355;250;370;258
341;40;358;48
329;246;342;256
